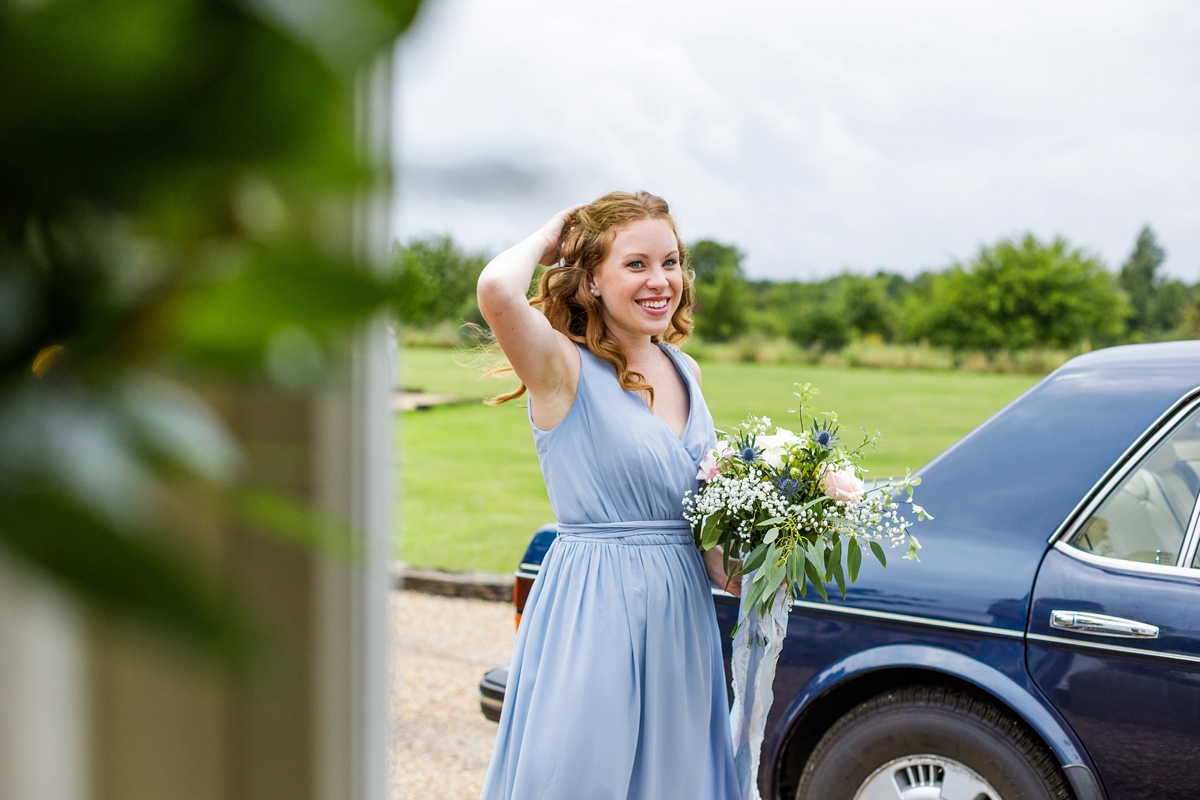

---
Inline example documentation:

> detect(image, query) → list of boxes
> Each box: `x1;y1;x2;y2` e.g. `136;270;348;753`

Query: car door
1027;399;1200;800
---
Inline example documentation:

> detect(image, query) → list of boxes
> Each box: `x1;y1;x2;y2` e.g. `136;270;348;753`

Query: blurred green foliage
0;0;422;663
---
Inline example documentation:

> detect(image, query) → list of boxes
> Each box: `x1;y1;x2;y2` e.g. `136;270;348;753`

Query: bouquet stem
729;579;792;800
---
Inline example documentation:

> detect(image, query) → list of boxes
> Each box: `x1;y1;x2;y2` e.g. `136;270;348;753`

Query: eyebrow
623;250;680;260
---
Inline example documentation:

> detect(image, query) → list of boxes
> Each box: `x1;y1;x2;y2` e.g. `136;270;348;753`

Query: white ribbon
729;581;792;800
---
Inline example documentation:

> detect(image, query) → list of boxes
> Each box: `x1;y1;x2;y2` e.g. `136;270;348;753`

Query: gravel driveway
390;590;514;800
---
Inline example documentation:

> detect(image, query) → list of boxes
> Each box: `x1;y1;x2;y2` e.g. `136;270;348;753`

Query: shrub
905;234;1128;350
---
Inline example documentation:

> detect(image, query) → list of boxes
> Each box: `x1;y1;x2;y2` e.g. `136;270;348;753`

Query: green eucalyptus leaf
803;556;828;602
786;546;803;594
700;512;723;550
738;541;770;576
848;540;862;583
751;543;776;585
904;534;923;561
833;560;847;599
743;573;768;615
869;540;887;568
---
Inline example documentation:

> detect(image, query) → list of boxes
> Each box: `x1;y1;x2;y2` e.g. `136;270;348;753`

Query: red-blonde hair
488;190;694;405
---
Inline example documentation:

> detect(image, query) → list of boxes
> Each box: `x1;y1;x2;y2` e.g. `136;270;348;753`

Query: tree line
395;226;1199;351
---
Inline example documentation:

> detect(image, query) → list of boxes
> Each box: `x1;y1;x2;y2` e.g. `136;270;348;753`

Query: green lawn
397;347;1038;573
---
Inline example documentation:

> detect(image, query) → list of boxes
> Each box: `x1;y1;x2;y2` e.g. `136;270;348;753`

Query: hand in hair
535;204;587;266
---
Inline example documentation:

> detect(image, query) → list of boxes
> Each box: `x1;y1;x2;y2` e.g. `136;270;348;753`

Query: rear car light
513;567;537;630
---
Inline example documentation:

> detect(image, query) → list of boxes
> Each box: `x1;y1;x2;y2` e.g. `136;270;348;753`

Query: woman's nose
645;264;668;289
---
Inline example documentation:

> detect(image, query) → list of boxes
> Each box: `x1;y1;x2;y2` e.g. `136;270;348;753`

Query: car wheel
795;685;1072;800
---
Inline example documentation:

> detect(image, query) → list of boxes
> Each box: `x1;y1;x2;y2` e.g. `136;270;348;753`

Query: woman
477;191;742;800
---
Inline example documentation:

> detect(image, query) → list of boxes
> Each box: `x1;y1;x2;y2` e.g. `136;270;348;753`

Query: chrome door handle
1050;610;1159;639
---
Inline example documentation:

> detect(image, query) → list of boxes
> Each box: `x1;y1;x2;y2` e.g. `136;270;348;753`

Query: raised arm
477;205;585;424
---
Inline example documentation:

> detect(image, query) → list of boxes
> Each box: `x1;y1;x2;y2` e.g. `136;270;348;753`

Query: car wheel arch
768;643;1103;800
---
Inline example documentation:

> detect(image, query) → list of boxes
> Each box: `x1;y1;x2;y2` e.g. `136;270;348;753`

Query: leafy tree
837;274;895;340
690;239;748;341
1182;295;1200;339
394;236;488;326
690;240;741;285
906;234;1128;350
1119;226;1189;336
788;304;851;350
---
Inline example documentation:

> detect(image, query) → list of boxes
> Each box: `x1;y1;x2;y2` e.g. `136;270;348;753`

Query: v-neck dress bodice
531;342;714;526
480;342;741;800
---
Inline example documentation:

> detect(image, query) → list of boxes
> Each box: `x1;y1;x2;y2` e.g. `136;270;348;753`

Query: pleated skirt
479;520;741;800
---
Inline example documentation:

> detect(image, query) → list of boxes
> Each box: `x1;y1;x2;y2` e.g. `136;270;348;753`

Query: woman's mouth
635;296;671;314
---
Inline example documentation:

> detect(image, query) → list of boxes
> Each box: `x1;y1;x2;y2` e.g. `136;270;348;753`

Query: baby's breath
687;387;927;618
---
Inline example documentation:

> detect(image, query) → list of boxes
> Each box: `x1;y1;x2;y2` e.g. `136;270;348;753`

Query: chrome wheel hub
853;754;1003;800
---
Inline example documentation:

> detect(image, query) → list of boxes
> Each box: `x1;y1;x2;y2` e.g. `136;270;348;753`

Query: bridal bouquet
683;384;929;800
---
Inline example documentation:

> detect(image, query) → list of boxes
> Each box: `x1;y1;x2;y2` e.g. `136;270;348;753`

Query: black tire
795;685;1072;800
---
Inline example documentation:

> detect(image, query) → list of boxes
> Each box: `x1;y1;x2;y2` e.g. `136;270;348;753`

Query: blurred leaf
0;0;360;214
0;486;255;667
232;488;358;562
0;0;424;652
164;251;391;368
368;0;423;30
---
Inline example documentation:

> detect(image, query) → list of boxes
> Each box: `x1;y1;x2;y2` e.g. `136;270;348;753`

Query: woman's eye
664;258;678;268
627;260;644;269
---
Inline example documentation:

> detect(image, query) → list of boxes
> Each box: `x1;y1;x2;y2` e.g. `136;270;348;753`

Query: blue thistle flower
811;420;840;450
772;474;803;501
730;430;761;464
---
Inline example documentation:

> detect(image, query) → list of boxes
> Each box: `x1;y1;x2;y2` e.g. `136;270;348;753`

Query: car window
1069;406;1200;567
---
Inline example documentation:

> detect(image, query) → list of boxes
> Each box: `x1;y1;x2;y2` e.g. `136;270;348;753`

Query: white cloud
393;0;1200;279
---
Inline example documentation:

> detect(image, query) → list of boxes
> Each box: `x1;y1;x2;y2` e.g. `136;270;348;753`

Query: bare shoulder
682;352;702;385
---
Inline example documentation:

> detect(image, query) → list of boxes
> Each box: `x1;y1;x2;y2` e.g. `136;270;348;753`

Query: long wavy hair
488;190;695;406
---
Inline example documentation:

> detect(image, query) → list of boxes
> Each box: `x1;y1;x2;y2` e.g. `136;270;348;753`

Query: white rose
756;428;804;469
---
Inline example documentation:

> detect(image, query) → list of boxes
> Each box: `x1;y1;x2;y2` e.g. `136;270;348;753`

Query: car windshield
1069;405;1200;566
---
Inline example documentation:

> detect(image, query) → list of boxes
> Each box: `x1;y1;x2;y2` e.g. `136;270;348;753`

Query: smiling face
589;217;684;343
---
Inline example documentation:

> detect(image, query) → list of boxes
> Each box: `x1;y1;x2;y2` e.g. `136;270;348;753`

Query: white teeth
638;299;668;309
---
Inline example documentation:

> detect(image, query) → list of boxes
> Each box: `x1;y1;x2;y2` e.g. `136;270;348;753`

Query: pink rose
696;450;721;482
822;466;865;504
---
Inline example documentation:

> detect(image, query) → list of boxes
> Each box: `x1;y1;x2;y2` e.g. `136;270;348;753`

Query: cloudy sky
392;0;1200;280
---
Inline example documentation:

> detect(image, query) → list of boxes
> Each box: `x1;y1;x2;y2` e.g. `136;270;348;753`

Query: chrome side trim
1054;541;1200;581
1027;632;1200;666
711;587;736;598
479;695;503;710
517;564;541;575
1048;388;1200;545
789;599;1024;639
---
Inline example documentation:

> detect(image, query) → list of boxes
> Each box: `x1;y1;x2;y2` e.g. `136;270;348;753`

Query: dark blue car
480;341;1200;800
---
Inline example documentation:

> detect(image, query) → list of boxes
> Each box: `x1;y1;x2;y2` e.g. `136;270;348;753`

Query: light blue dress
480;342;741;800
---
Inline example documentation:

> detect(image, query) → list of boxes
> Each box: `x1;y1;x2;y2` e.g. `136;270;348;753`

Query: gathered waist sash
555;519;694;546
